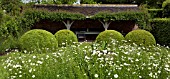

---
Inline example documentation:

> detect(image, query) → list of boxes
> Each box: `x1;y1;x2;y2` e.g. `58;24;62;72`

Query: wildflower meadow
0;40;170;79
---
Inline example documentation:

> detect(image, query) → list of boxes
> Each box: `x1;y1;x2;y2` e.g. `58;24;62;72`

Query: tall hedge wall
148;9;163;18
150;18;170;46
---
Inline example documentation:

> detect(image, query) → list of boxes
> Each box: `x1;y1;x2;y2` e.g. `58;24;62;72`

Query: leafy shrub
0;14;24;53
125;30;156;46
0;0;22;16
162;0;170;17
150;18;170;46
0;35;19;53
54;29;78;47
19;29;58;53
148;9;163;18
95;30;124;44
0;17;21;37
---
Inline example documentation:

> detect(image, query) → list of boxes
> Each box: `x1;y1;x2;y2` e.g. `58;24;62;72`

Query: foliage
0;14;25;53
0;55;9;79
81;0;97;4
95;30;124;46
20;9;150;31
55;0;77;4
54;29;78;47
0;0;22;16
0;35;19;54
150;18;170;46
162;0;170;17
41;0;56;4
162;0;170;8
25;0;77;4
125;30;156;46
135;0;164;8
91;11;150;29
19;29;58;53
0;17;21;38
96;0;131;4
148;9;163;18
1;41;170;79
94;0;164;7
0;10;3;23
21;8;86;29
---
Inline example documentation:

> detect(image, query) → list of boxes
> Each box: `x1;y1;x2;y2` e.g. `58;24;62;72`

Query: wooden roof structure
33;4;139;15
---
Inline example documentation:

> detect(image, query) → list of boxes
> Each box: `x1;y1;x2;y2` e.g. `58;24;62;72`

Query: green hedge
95;30;124;44
19;29;58;53
91;11;150;29
162;0;170;8
54;29;78;47
148;9;163;18
125;30;156;46
162;0;170;17
150;18;170;46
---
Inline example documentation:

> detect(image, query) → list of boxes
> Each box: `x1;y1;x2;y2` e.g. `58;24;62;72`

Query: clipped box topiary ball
19;29;58;53
95;30;124;44
125;30;156;46
54;29;78;47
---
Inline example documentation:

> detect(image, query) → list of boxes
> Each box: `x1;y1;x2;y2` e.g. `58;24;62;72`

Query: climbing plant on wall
91;11;150;30
21;9;86;29
18;8;151;31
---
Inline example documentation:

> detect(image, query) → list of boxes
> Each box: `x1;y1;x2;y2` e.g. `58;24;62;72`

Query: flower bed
0;41;170;79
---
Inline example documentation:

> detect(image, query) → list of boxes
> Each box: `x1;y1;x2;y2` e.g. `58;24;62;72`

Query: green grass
0;41;170;79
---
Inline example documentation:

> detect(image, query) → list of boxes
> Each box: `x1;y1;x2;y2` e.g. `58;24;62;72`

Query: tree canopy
0;0;23;16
